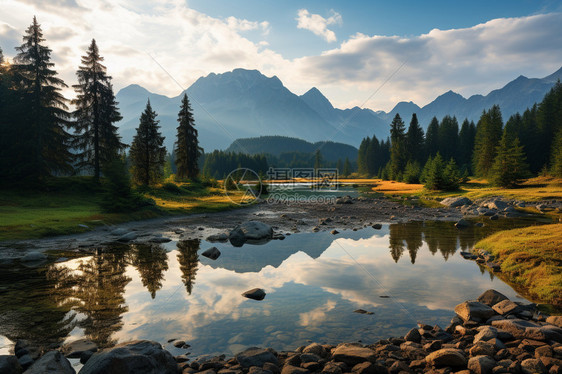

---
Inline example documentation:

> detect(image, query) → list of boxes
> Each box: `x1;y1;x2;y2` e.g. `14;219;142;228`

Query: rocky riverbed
2;289;561;374
0;194;556;260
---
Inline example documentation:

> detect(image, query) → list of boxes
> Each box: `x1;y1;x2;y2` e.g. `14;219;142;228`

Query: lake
0;219;550;359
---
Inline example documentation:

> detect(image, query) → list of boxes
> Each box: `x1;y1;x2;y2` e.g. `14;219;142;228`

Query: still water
0;220;549;357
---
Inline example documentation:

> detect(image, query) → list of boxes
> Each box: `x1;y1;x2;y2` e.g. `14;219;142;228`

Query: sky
1;0;562;112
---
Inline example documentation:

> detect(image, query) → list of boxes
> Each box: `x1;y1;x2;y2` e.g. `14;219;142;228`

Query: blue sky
1;0;561;111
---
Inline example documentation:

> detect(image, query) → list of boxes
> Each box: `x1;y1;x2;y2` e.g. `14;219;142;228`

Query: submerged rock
242;288;266;301
229;221;273;247
206;233;229;242
201;247;221;260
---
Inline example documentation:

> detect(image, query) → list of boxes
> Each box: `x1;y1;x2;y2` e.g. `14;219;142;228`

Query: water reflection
0;219;549;356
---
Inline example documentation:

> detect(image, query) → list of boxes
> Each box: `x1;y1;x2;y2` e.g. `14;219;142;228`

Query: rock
353;309;374;315
242;288;266;301
23;351;75;374
281;365;308;374
547;316;562;328
388;360;410;373
302;343;326;358
206;233;229;242
18;355;34;370
468;355;496;374
492;300;521;315
20;252;47;263
332;344;377;366
235;348;278;368
0;355;22;374
61;338;98;358
454;301;495;322
201;247;221;260
351;361;377;374
173;340;186;348
110;228;128;236
81;351;94;365
263;362;280;374
229;221;273;246
535;346;553;358
441;197;472;208
331;230;339;235
79;340;177;374
520;358;546;374
490;215;499;221
149;237;172;243
492;319;562;342
371;224;382;230
484;199;508;211
455;219;472;229
405;328;422;343
117;232;138;242
322;362;343;374
474;326;498;343
470;342;496;357
425;348;467;368
336;196;353;204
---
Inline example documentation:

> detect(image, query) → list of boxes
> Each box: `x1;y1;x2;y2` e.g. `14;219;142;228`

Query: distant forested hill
225;136;358;162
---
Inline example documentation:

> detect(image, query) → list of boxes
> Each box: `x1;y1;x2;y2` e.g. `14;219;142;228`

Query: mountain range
115;66;562;152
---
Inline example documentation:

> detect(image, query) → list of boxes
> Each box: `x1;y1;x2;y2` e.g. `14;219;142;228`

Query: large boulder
477;290;509;306
468;355;496;374
492;319;562;342
332;344;377;366
547;316;562;328
229;221;273;247
235;347;278;368
425;348;467;368
201;247;221;260
441;197;472;208
454;301;495;322
242;288;266;301
79;340;177;374
23;351;75;374
0;355;22;374
492;300;521;315
482;199;508;211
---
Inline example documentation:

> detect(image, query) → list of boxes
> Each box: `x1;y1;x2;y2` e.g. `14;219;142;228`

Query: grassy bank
475;223;562;307
0;177;241;241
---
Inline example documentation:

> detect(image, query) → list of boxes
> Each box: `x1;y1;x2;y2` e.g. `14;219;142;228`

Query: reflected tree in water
129;244;169;299
404;222;423;264
388;224;406;263
0;265;76;350
177;239;200;295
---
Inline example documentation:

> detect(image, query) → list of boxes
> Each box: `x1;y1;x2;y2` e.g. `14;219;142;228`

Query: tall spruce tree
406;113;425;163
12;17;73;182
357;136;370;175
72;39;125;181
175;93;201;180
551;128;562;178
438;115;459;162
490;130;529;187
389;113;406;178
537;81;562;171
473;105;503;177
458;119;476;171
130;100;166;185
425;117;440;157
343;157;351;177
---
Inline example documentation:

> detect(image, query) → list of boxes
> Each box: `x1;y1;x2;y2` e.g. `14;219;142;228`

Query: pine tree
551;128;562;178
343;157;351;177
458;119;476;172
357;137;370;175
130;100;166;185
537;81;562;171
424;153;444;190
389;113;406;178
12;17;73;181
72;39;125;181
175;93;201;180
473;105;503;177
438;115;459;162
490;131;529;187
425;117;440;157
314;149;322;169
406;113;425;163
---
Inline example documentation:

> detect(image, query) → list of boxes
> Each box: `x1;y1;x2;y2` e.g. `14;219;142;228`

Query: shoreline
4;290;562;373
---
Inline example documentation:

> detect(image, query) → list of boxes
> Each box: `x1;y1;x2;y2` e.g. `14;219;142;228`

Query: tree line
357;81;562;189
0;17;201;189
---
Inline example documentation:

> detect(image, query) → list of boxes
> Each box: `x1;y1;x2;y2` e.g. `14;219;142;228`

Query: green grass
0;177;243;241
476;223;562;308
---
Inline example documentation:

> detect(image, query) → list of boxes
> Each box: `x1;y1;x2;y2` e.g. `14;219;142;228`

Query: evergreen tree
537;81;562;171
425;117;440;157
12;17;73;182
357;137;370;175
343;157;351;177
551;128;562;178
389;113;406;178
442;158;461;190
438;115;459;162
314;149;322;169
72;39;125;181
175;93;201;180
473;105;503;177
490;131;529;187
424;153;444;190
336;159;343;175
458;119;476;171
365;136;380;175
403;160;421;184
406;113;425;163
130;100;166;185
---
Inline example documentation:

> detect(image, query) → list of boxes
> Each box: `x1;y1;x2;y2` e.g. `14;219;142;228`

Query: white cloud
290;12;562;111
296;9;342;43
